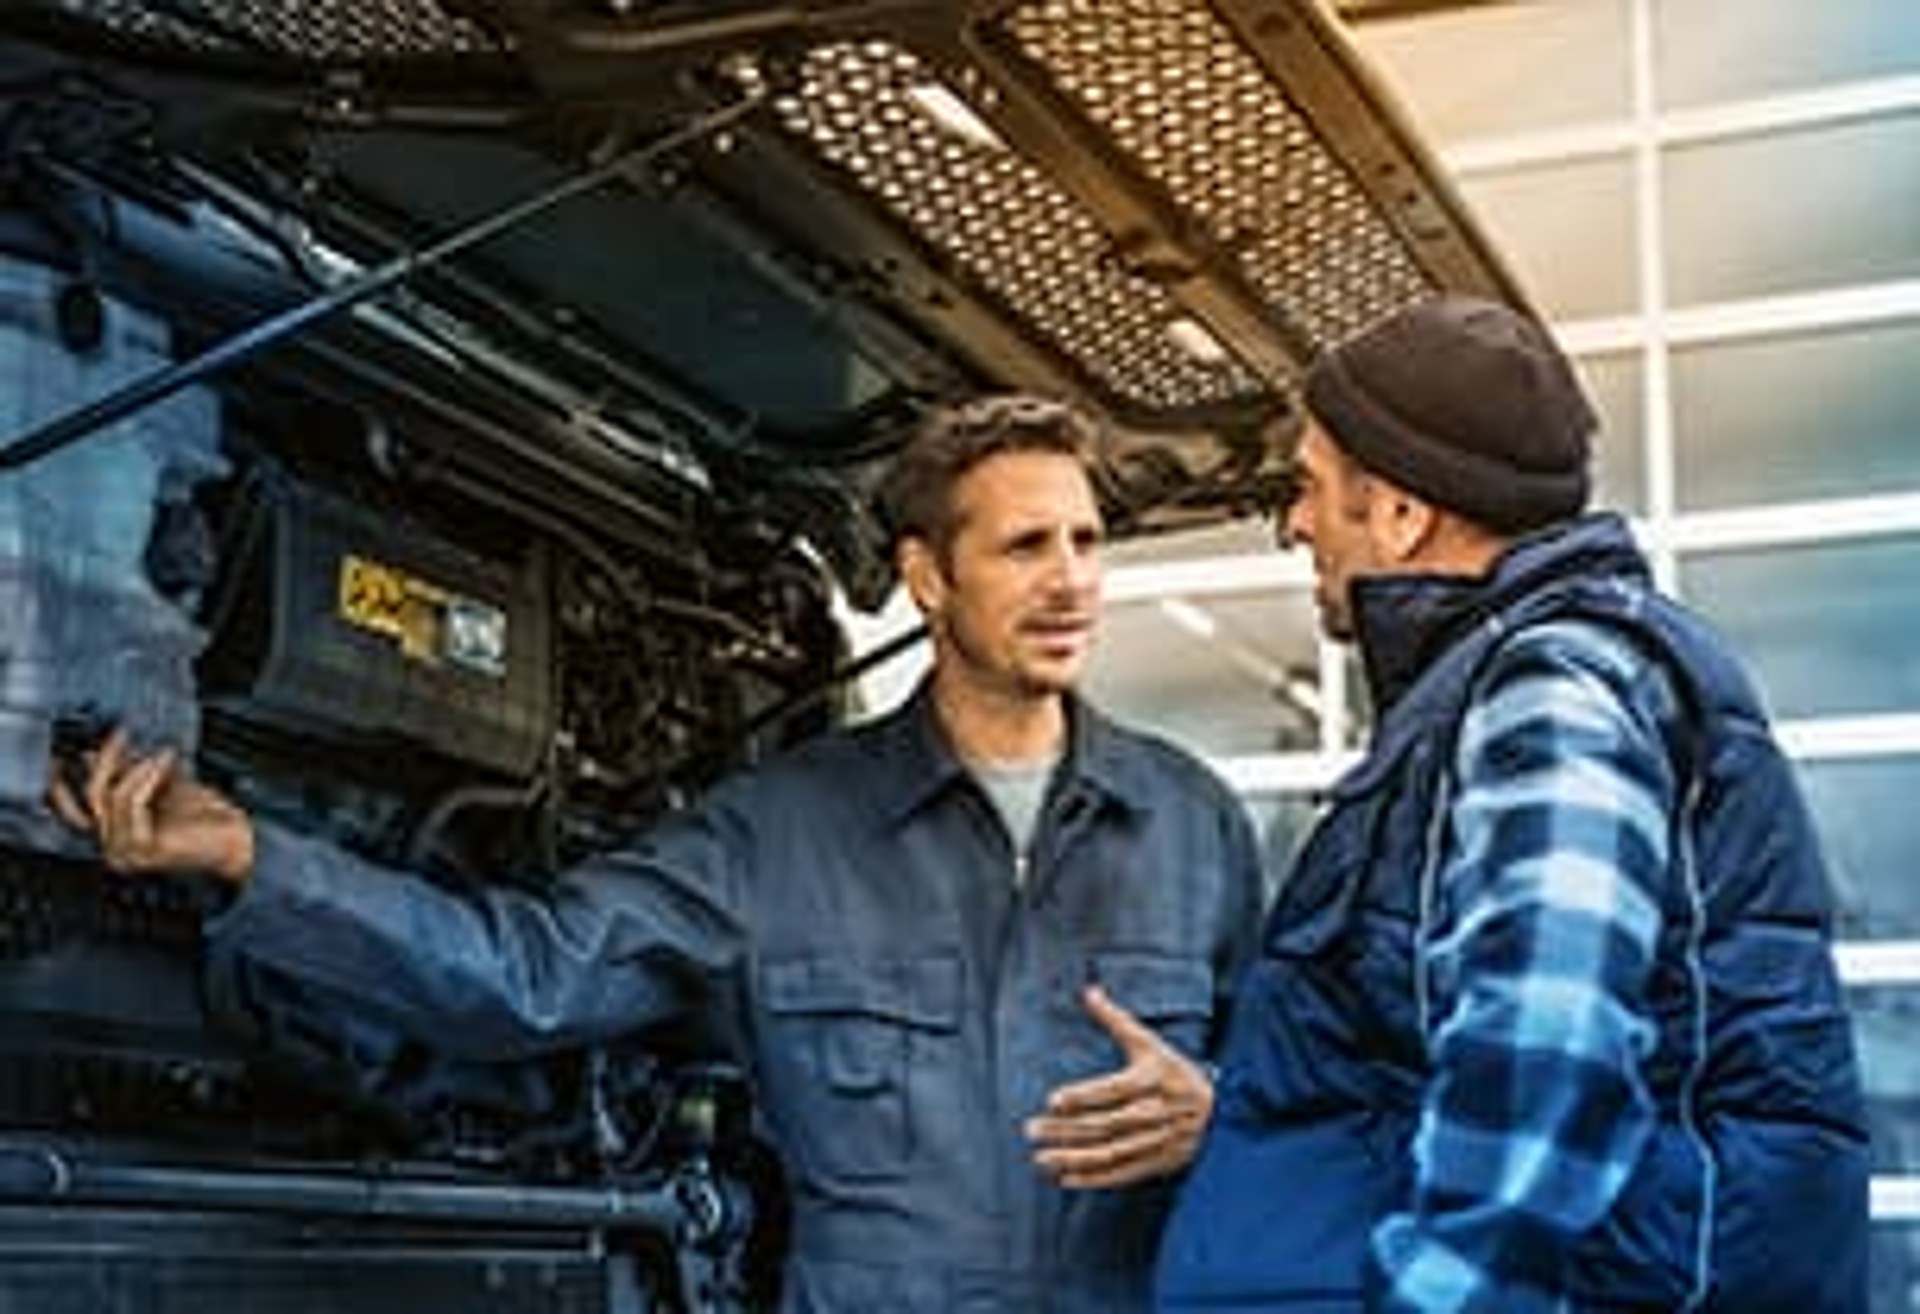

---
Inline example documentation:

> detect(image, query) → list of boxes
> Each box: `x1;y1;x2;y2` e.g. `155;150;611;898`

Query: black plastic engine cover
201;478;554;780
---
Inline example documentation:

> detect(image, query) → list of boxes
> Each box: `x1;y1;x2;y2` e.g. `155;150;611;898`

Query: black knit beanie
1303;295;1595;532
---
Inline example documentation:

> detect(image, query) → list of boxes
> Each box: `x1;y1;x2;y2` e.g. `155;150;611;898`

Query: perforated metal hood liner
0;0;1521;532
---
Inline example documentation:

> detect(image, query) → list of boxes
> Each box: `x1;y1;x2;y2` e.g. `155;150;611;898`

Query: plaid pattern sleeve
1369;621;1684;1313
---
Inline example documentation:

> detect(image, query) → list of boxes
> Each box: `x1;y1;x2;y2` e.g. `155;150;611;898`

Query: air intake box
203;479;553;779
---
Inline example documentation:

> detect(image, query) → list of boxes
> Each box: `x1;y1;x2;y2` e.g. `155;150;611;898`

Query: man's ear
1376;489;1439;563
898;536;947;621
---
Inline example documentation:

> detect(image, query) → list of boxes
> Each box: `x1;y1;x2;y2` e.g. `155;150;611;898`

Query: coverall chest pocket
758;954;961;1184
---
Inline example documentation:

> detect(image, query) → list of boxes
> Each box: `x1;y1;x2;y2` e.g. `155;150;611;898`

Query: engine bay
0;119;832;1311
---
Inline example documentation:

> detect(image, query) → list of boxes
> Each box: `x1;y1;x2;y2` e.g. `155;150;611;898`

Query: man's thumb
1082;982;1155;1055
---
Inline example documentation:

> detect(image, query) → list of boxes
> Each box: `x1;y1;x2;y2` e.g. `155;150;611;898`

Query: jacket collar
871;680;1149;829
1349;512;1651;713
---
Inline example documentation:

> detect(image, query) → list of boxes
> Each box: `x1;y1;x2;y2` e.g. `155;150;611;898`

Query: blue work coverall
206;685;1265;1312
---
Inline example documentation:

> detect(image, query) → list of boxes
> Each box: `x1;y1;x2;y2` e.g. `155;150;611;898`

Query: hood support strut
0;89;763;473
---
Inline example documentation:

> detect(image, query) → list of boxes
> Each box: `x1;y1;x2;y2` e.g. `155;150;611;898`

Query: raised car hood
0;0;1519;595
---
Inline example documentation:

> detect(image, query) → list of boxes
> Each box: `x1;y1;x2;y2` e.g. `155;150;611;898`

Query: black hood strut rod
0;89;762;472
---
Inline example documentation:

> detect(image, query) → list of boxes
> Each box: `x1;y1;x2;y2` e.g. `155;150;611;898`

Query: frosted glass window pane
1656;0;1920;109
1800;757;1920;938
1678;537;1920;719
1460;159;1637;320
1834;747;1920;1296
1858;996;1920;1306
1665;114;1920;306
1084;588;1323;755
1578;350;1645;516
1352;0;1630;147
1675;319;1920;510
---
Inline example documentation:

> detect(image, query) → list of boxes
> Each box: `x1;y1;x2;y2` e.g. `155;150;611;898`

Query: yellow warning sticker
337;553;449;665
338;553;509;674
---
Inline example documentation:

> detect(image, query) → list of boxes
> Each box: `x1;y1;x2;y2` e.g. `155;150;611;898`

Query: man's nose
1050;537;1100;589
1274;503;1307;552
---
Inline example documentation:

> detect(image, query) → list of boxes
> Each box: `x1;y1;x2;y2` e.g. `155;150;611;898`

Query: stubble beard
938;614;1079;706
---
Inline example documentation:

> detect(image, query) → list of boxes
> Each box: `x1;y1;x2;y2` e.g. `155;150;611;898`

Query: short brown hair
878;394;1101;559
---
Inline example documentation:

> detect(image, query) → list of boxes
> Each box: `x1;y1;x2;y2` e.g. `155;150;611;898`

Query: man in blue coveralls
61;393;1266;1313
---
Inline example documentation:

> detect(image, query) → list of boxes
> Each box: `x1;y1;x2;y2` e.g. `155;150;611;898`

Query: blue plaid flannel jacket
1372;619;1683;1311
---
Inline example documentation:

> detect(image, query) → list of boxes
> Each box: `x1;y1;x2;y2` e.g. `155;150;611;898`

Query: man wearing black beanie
1156;295;1869;1312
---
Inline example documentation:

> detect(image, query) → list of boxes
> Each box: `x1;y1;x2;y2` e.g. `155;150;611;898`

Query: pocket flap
1090;952;1214;1022
761;953;962;1030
